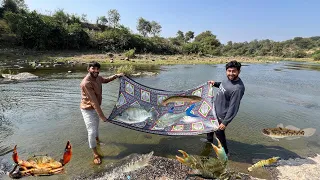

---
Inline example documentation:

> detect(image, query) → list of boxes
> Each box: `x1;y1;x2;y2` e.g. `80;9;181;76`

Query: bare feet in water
93;154;101;165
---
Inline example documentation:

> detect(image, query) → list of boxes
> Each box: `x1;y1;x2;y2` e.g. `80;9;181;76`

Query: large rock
130;72;158;77
2;72;39;81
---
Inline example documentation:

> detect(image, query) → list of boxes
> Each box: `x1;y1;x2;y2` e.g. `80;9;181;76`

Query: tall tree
185;31;194;42
81;14;88;23
150;21;161;37
107;9;120;28
176;30;184;41
1;0;17;13
137;17;151;37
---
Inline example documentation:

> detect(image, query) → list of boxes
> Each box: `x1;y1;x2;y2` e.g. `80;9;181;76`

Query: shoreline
2;153;320;180
75;154;262;180
73;153;320;180
0;48;317;67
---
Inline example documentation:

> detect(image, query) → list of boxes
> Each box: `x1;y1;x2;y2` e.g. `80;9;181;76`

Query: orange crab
8;141;72;179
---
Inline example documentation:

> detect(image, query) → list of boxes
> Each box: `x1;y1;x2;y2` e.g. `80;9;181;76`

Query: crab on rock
8;141;72;179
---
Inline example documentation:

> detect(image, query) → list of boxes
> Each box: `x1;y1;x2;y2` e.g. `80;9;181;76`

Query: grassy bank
0;48;318;67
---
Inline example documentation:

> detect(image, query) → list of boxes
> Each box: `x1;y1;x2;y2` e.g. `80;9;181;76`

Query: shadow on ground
101;135;306;164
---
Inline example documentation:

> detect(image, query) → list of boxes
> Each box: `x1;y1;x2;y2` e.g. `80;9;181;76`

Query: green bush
116;65;135;75
124;49;136;59
182;42;200;54
0;19;10;34
312;53;320;60
292;50;307;58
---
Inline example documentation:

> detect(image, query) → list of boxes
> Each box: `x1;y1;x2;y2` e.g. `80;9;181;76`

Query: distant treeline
0;0;320;60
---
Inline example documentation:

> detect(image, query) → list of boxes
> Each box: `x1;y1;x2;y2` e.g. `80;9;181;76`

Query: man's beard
227;74;238;81
90;72;99;78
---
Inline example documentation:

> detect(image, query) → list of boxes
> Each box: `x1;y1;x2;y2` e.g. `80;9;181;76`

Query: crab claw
62;141;72;165
211;137;227;163
176;150;189;164
12;145;19;164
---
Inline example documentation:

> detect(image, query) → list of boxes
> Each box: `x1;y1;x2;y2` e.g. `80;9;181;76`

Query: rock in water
1;72;39;80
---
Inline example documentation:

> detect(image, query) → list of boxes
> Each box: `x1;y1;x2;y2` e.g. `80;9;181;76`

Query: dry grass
62;53;316;65
0;48;318;66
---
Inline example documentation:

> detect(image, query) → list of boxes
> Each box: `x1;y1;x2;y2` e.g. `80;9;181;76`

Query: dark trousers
206;129;229;154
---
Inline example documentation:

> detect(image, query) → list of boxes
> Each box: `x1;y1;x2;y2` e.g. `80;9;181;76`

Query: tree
96;16;107;26
137;17;151;37
194;30;221;55
176;30;184;41
0;0;27;17
185;31;194;43
53;9;69;25
194;30;215;42
5;10;50;49
107;9;120;28
69;14;81;24
81;14;88;23
150;21;161;37
11;0;26;9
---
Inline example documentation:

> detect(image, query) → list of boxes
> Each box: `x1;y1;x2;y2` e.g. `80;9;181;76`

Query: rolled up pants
81;109;99;149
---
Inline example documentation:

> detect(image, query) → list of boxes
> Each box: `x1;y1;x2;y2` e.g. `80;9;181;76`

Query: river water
0;61;320;179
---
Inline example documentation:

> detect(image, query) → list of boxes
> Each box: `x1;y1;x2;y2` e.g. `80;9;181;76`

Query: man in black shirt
206;60;245;156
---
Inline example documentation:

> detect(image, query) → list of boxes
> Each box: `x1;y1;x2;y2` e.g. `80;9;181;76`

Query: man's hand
102;117;109;122
219;123;226;130
208;80;215;85
115;73;124;77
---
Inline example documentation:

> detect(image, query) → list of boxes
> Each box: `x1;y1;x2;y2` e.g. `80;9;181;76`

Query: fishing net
107;76;219;136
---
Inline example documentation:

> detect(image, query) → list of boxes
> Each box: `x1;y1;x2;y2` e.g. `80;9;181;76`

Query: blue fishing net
107;76;219;136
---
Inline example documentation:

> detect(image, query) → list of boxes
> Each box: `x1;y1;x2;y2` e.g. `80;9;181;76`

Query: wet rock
130;72;157;77
2;72;39;81
108;53;114;58
82;155;260;180
53;64;62;67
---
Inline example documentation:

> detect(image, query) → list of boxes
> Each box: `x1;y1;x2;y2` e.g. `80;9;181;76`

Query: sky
24;0;320;44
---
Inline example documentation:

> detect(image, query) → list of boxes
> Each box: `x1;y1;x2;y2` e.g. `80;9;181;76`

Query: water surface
1;61;320;179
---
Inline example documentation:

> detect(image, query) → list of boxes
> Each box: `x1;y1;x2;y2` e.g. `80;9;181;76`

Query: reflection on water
0;62;320;179
283;61;320;71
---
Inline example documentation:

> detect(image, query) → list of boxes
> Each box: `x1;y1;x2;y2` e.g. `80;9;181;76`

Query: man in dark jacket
206;60;245;156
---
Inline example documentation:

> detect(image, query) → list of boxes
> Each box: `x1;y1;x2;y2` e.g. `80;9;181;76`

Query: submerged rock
130;71;158;77
1;72;39;81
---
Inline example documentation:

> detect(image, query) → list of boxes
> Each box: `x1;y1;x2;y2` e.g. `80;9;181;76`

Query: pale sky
25;0;320;44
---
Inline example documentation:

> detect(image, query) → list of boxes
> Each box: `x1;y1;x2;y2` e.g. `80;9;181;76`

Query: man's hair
87;61;101;70
226;60;241;71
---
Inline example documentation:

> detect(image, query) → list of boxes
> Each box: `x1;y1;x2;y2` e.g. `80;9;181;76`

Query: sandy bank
275;154;320;180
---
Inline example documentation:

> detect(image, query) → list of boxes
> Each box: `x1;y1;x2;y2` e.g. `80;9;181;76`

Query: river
0;61;320;179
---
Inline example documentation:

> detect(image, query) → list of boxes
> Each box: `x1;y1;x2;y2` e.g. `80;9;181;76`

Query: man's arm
213;82;221;88
101;73;124;83
208;81;221;88
82;83;106;121
221;89;244;126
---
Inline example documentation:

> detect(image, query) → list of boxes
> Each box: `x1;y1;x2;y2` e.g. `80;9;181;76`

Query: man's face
226;67;240;81
88;66;100;78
